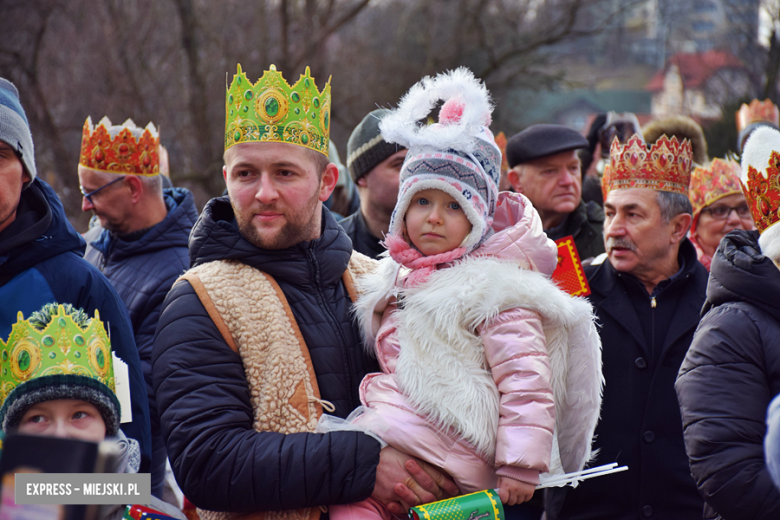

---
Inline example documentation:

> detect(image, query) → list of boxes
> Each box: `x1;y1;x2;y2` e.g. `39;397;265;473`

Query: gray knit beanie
347;109;405;182
0;78;36;185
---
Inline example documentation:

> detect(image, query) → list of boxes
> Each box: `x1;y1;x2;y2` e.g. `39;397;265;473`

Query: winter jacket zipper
307;246;356;411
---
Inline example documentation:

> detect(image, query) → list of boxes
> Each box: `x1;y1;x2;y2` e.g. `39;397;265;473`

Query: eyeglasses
701;204;752;220
80;177;124;205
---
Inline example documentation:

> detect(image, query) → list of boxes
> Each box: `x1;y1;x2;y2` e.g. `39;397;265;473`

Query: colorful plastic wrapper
408;489;504;520
123;504;178;520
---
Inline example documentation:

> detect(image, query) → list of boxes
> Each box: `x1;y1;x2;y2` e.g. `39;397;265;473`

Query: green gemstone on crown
97;348;105;369
58;317;67;328
229;95;234;104
245;91;253;100
18;351;30;371
2;351;7;361
292;92;300;103
49;352;56;359
75;335;84;346
266;98;279;117
75;351;81;358
313;98;319;108
43;336;54;347
301;134;309;145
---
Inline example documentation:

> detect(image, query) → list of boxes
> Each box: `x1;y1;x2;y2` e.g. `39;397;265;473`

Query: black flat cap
506;124;589;168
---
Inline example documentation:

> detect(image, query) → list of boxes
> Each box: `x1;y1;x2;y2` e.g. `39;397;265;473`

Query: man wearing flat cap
506;124;604;260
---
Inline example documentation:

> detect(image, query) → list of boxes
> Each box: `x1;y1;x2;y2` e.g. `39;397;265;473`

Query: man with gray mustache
546;134;708;520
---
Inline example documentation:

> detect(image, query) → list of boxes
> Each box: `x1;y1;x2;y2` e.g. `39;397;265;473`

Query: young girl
325;68;602;519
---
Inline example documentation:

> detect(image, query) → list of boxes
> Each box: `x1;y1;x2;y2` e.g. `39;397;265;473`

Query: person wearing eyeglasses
688;159;755;271
77;116;197;499
0;78;154;489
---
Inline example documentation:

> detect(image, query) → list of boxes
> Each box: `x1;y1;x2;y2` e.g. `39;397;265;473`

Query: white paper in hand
112;352;133;424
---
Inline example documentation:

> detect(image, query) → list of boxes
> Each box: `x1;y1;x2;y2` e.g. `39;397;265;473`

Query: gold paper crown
605;133;693;196
742;150;780;234
0;305;115;407
736;99;780;134
79;117;160;176
689;158;743;220
225;64;331;156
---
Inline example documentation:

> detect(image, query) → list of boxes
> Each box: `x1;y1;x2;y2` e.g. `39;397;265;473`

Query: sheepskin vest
179;253;374;520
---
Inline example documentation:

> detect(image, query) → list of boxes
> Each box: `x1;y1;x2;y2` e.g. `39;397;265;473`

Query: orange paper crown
736;99;780;134
494;131;509;174
689;158;743;221
79;116;160;176
605;133;693;196
741;150;780;233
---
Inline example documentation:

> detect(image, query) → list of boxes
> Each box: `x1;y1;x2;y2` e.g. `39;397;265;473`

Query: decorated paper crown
736;99;780;134
79;117;160;176
740;126;780;238
604;133;693;196
225;64;331;156
689;158;743;222
0;304;115;409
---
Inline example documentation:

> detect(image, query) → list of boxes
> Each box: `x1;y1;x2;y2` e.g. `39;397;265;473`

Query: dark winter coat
84;187;197;495
338;209;385;259
0;178;152;471
676;229;780;520
545;200;605;261
152;197;382;513
546;239;707;520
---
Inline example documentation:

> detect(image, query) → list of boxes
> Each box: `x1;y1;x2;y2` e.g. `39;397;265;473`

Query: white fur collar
354;255;603;474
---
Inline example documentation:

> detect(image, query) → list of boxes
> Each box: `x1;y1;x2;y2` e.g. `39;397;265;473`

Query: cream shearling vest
178;253;376;520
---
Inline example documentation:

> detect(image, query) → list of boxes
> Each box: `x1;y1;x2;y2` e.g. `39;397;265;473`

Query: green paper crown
225;64;331;155
0;305;115;407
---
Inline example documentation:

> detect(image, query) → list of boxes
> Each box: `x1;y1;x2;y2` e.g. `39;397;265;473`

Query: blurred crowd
1;61;780;520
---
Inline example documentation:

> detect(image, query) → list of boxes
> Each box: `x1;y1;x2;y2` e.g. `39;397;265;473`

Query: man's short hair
656;190;692;225
100;171;163;195
307;148;330;178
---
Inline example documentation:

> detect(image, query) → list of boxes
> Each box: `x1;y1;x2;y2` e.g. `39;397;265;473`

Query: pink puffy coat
354;192;559;492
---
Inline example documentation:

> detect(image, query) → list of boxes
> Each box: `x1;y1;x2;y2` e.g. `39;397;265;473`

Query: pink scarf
384;234;467;287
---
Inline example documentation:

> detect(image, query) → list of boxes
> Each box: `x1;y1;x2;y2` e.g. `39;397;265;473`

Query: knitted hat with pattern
379;67;501;256
347;109;406;183
0;78;36;185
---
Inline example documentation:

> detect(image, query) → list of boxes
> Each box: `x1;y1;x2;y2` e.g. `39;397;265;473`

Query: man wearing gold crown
152;65;457;519
546;134;708;519
675;125;780;519
77;116;198;498
0;78;153;477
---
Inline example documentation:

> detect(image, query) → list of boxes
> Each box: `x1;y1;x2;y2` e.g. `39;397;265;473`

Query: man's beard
232;192;321;250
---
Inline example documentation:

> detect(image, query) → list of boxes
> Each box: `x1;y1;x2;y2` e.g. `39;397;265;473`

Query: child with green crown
0;302;185;520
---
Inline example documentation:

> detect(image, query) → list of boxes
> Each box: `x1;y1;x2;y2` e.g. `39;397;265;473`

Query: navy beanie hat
0;78;36;185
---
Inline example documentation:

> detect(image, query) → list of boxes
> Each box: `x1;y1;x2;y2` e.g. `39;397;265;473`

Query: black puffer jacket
152;197;381;513
676;230;780;520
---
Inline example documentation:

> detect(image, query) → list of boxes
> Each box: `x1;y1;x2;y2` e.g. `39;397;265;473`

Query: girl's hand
497;476;536;505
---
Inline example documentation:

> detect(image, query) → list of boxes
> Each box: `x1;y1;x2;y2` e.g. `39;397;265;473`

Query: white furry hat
740;125;780;260
379;67;501;254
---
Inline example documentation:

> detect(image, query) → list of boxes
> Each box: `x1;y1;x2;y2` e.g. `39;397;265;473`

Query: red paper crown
741;150;780;233
736;99;780;134
689;158;743;220
605;134;692;196
79;117;160;176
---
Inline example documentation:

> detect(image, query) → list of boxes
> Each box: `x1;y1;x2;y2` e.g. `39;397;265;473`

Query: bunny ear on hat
379;67;493;154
